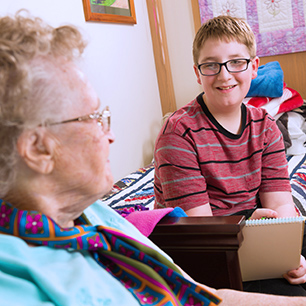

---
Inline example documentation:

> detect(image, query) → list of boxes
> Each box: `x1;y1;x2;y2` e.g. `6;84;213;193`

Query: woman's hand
283;255;306;284
249;208;278;220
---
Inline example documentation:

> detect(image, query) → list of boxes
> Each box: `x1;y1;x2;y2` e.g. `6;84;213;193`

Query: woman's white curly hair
0;11;87;197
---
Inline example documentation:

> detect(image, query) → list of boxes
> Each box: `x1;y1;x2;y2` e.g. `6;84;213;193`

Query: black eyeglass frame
197;58;252;76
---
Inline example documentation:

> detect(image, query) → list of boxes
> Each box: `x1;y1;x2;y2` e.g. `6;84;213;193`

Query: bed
101;155;306;218
100;60;306;289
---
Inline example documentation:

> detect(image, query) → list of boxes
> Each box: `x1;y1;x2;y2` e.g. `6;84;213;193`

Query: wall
161;0;202;109
0;0;163;182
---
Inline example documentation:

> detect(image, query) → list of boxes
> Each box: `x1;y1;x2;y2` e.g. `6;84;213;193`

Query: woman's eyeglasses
46;106;111;133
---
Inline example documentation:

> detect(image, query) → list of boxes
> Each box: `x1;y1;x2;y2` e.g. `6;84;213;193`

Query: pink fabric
126;208;173;237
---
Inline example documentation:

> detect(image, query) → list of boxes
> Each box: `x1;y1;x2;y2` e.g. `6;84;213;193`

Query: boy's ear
251;56;260;80
193;64;202;85
17;129;56;174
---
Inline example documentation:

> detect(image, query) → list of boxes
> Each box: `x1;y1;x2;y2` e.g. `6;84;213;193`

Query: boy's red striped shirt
154;94;291;216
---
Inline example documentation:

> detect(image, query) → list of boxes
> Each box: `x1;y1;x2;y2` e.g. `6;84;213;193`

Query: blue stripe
156;145;196;155
196;127;272;148
206;168;260;181
161;176;203;186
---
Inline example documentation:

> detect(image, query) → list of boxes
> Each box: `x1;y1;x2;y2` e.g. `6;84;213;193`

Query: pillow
246;61;284;98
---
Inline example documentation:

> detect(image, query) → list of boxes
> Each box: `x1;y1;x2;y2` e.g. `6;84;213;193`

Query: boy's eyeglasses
197;58;251;76
46;106;111;133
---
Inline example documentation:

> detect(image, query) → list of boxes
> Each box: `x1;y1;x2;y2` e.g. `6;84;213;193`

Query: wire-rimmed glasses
46;106;111;133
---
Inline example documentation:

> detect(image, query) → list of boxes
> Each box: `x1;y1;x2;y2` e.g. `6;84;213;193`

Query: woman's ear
17;128;56;174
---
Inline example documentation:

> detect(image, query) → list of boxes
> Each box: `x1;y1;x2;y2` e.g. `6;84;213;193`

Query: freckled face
53;66;115;200
194;38;259;112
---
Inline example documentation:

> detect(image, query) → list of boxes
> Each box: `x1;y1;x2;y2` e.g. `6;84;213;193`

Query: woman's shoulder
0;233;140;306
84;200;173;261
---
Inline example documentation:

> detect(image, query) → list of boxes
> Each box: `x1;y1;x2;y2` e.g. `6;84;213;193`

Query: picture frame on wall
82;0;136;24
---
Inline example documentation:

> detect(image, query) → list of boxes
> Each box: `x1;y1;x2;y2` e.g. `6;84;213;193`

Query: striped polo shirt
154;93;291;216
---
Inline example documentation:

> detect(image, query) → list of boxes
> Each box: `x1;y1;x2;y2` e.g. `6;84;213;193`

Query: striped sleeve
154;131;209;211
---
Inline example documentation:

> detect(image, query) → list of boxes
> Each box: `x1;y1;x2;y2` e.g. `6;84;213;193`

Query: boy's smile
194;38;259;114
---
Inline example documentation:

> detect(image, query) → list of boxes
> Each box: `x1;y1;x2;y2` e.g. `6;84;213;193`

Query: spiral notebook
238;216;305;282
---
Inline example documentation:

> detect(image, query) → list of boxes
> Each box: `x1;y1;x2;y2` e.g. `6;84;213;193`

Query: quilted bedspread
197;0;306;57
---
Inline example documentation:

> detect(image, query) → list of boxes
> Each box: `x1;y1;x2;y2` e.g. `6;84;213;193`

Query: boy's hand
283;255;306;284
249;208;278;220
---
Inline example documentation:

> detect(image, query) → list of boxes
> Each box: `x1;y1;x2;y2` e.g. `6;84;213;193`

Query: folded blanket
286;112;306;155
126;207;187;237
247;61;284;98
244;86;304;119
276;113;292;149
292;100;306;119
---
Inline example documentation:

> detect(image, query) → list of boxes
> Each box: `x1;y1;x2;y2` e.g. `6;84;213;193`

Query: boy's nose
217;65;232;80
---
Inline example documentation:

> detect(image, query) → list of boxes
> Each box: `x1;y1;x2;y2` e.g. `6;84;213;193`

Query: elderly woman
0;12;305;306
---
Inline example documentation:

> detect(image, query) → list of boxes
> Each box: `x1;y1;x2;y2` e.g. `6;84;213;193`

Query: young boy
154;15;296;220
154;16;306;293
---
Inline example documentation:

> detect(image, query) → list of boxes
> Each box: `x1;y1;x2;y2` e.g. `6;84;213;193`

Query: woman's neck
4;185;84;228
5;173;101;228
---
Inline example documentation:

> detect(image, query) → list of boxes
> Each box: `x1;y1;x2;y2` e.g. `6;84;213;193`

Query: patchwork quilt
101;163;155;213
197;0;306;57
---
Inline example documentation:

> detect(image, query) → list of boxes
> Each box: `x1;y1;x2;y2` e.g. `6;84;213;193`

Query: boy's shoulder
245;103;275;121
172;99;201;119
163;96;204;134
